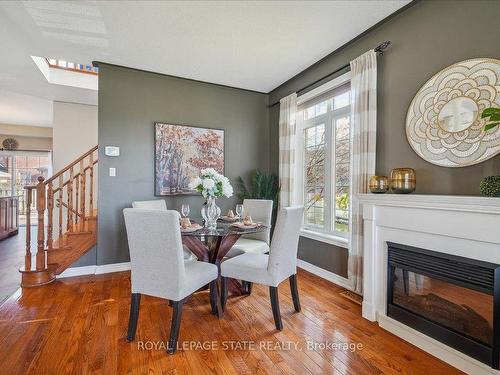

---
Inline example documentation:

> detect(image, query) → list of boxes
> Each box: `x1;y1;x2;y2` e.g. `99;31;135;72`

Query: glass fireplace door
391;267;494;346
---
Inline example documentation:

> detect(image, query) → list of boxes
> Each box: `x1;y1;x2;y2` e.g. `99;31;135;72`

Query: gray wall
269;0;500;278
93;0;500;275
97;64;269;265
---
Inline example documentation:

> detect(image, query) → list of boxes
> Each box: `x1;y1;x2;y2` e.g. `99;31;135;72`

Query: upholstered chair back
267;206;304;283
132;200;167;210
242;199;273;244
123;209;185;300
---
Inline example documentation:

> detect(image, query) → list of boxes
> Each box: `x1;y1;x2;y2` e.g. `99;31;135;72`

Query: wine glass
181;204;190;218
235;204;244;222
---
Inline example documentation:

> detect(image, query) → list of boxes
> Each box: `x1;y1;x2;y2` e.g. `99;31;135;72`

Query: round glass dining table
181;222;268;297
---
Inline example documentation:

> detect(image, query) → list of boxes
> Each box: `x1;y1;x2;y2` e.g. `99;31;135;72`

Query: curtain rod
268;41;391;108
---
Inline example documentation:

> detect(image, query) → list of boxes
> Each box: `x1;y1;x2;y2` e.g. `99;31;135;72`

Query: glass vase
201;196;220;230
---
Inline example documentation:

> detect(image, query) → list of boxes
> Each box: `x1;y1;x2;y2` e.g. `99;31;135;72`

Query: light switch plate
109;167;116;177
105;146;120;157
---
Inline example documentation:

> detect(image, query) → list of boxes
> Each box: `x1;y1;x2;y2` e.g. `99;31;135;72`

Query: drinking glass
181;204;190;218
235;204;244;222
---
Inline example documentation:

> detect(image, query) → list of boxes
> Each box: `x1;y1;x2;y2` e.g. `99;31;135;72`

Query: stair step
66;231;93;236
48;245;72;251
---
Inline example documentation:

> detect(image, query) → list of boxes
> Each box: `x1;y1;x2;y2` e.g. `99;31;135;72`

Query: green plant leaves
482;107;500;131
236;169;280;217
481;108;500;118
485;122;500;131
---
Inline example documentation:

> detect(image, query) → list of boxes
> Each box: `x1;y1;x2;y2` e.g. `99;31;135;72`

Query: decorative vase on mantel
201;196;221;230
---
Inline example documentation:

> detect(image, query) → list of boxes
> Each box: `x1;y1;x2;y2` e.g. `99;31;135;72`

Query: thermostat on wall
105;146;120;157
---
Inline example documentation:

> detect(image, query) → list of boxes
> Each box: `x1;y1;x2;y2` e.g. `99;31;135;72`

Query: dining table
181;221;269;300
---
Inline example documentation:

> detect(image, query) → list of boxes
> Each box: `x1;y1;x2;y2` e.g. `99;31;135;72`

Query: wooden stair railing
20;146;98;287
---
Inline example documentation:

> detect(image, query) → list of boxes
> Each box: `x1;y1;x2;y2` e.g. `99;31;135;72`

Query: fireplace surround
387;242;500;369
358;194;500;375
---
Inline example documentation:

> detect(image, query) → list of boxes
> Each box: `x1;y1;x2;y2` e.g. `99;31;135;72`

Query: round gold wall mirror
406;58;500;167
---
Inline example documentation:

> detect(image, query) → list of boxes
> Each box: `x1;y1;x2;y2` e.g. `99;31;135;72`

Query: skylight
46;58;98;74
31;56;98;91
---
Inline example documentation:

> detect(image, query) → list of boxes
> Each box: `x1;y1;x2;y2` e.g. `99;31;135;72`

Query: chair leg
244;281;253;295
209;280;220;316
167;300;183;354
269;286;283;330
289;274;301;312
221;277;228;310
127;293;141;342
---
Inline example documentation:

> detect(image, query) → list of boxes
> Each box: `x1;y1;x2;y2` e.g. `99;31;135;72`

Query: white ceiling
0;0;409;126
0;90;53;127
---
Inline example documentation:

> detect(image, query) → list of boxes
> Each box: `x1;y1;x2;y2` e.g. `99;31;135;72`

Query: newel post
24;186;33;270
36;176;46;270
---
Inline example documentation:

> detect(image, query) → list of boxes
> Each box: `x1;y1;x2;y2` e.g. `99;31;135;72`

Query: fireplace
387;242;500;369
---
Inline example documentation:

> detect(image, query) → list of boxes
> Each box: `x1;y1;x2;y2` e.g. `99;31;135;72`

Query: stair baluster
67;167;74;232
36;176;46;271
89;152;94;215
47;181;53;250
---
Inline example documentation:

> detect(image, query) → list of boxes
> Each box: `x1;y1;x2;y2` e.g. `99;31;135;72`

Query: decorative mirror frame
406;58;500;167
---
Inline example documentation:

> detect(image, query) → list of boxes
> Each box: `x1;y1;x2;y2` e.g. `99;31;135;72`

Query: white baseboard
58;262;131;278
58;265;97;278
95;262;131;274
378;315;499;375
297;259;354;291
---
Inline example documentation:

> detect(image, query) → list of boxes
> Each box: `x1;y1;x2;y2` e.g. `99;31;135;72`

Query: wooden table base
182;233;247;298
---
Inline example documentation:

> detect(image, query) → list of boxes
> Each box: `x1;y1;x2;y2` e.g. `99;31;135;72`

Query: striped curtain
348;50;377;295
278;93;298;208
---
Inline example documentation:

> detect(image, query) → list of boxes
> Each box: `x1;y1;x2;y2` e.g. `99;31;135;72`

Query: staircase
19;146;98;287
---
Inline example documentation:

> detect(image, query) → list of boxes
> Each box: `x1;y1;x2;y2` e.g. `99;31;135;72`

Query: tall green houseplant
236;170;280;224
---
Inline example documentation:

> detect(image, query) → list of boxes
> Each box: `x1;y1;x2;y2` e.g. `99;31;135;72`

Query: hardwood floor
0;226;33;304
0;269;464;375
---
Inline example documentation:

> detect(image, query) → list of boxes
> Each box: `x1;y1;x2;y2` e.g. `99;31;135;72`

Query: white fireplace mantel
357;193;500;375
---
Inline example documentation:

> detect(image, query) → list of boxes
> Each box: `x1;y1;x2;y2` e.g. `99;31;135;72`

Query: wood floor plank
0;269;465;375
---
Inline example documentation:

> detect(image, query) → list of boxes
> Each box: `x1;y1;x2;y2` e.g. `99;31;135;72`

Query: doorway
0;151;52;225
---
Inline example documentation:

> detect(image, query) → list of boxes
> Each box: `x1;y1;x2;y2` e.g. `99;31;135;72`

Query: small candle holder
369;176;390;194
390;168;416;194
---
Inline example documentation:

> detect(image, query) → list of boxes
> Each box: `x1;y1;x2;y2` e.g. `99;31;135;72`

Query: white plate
180;224;202;233
230;222;259;229
219;216;238;222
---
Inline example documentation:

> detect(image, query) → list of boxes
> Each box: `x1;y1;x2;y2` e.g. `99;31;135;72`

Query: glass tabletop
181;221;268;237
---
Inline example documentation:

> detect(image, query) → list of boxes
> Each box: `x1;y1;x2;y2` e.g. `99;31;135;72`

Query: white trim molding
297;259;353;291
358;193;500;375
297;71;351;105
58;262;131;278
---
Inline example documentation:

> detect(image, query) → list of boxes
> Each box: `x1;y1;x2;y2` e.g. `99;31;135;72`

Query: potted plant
236;170;280;224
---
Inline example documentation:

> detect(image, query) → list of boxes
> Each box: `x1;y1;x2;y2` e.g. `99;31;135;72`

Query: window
297;75;351;240
0;151;52;223
46;58;99;74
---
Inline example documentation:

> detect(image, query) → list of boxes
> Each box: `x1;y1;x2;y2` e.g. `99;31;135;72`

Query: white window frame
295;71;351;248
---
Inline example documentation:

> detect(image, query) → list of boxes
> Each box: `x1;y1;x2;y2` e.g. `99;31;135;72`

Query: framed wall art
154;122;224;196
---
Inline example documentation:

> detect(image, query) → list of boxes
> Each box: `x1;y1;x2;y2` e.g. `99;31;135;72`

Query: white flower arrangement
189;168;233;198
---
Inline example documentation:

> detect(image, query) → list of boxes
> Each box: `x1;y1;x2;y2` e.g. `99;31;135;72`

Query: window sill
299;229;349;249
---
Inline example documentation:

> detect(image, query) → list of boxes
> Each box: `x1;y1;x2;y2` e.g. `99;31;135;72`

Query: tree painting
155;123;224;195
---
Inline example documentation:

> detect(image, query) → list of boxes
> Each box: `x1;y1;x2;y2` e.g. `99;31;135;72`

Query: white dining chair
226;199;273;258
132;199;168;210
132;200;196;262
225;199;273;294
220;206;304;330
123;209;219;354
